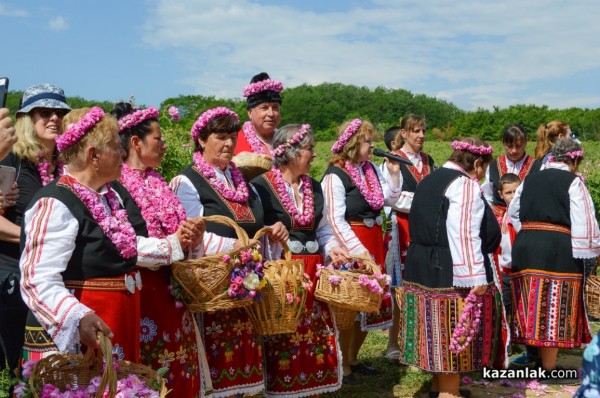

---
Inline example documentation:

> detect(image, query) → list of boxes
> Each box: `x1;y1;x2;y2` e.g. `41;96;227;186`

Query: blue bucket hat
17;84;71;114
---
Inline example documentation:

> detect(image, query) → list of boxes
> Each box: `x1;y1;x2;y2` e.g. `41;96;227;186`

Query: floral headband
565;150;584;159
118;106;159;133
191;107;239;142
551;150;585;162
242;79;284;97
451;140;493;156
272;124;311;158
331;118;362;154
56;106;105;152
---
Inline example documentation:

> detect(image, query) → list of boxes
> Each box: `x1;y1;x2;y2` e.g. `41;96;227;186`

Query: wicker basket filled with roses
314;254;390;330
16;331;167;398
245;227;311;336
171;215;265;313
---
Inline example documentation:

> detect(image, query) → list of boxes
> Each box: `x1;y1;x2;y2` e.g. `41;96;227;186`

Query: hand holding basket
245;227;309;335
315;253;387;330
171;215;261;313
27;331;167;398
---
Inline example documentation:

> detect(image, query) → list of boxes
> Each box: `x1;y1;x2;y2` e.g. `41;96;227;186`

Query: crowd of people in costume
0;72;599;398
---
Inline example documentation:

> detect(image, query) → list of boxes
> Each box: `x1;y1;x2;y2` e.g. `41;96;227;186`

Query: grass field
309;140;600;180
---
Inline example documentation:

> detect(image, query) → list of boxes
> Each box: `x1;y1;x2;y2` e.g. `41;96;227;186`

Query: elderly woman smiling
235;72;283;155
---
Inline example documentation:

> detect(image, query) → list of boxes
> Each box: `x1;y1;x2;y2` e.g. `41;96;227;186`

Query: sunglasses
34;108;68;118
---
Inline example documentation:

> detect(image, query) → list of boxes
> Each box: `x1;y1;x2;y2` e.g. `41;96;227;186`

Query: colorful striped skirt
510;269;591;348
398;282;501;373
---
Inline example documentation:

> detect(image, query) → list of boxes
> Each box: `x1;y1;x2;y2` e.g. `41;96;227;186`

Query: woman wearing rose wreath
398;138;502;398
18;107;203;365
251;124;351;397
321;118;402;384
234;72;282;155
508;138;600;378
170;106;288;398
0;84;70;379
111;102;210;397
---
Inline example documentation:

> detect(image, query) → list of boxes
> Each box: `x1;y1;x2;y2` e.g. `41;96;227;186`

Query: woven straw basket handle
91;330;117;398
348;253;381;275
201;215;250;246
253;226;293;261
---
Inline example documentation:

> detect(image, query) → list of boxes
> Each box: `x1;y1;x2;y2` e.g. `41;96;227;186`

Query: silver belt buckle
124;275;136;294
363;218;375;228
287;240;303;254
305;240;319;254
376;215;383;226
135;271;143;291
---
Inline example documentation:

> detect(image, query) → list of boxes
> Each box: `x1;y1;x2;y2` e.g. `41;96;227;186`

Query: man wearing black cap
235;72;283;155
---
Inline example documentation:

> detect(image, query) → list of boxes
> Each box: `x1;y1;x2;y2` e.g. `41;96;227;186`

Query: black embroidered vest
181;165;264;239
322;163;381;221
252;171;324;250
22;177;145;280
404;168;500;288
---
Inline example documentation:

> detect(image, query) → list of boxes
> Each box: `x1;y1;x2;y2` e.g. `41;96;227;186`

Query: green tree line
5;83;600;141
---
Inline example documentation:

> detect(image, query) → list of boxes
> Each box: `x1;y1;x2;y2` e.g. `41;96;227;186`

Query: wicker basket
585;274;600;319
171;215;257;313
232;153;273;181
314;254;384;313
329;305;357;330
246;228;308;336
28;332;167;398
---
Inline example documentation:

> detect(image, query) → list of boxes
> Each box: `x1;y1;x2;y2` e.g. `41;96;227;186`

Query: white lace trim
167;234;185;262
51;303;94;352
452;274;488;289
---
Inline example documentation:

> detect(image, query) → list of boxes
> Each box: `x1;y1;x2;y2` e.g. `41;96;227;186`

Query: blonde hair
534;120;569;161
60;108;118;170
329;119;376;166
13;114;50;163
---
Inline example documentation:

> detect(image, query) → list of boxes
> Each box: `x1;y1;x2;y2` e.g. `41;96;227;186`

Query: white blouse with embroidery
442;162;489;288
19;183;184;353
170;166;238;258
170;165;269;258
381;152;424;214
321;161;402;255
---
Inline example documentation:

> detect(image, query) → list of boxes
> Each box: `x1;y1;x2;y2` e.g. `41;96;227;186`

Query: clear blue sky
2;0;599;111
